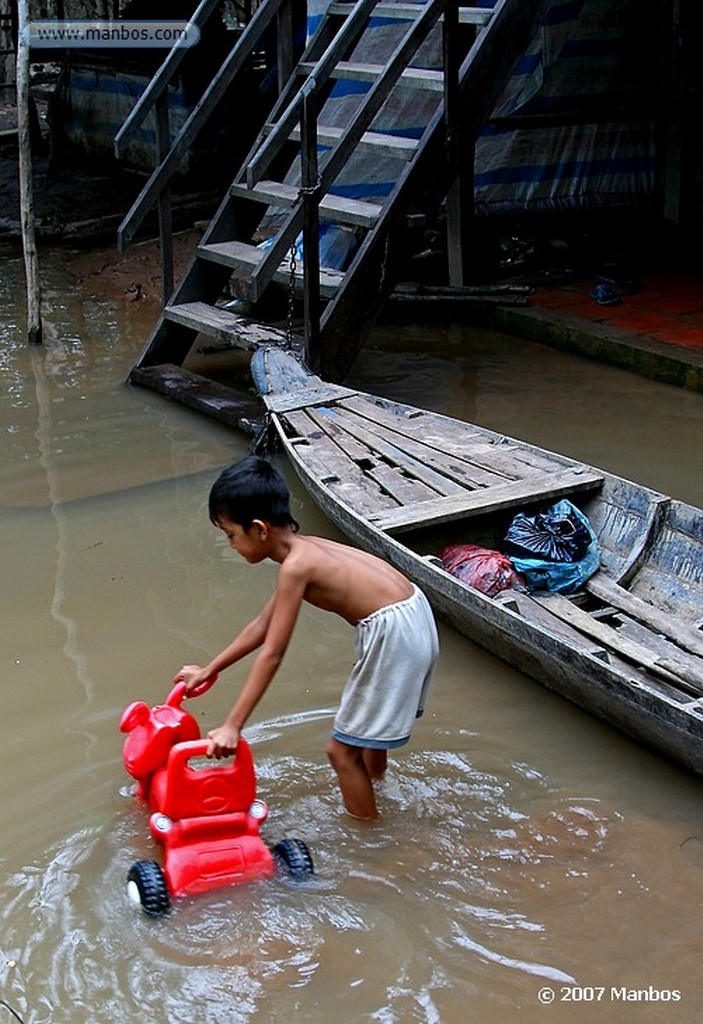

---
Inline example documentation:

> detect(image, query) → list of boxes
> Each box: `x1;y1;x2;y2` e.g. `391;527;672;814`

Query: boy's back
277;534;415;625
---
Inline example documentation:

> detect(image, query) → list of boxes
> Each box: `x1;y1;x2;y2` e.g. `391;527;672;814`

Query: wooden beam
16;0;42;344
129;364;265;432
533;592;703;697
586;574;703;660
369;468;603;533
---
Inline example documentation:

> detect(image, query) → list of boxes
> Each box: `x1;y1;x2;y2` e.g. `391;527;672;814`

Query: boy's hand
206;724;240;759
173;664;215;694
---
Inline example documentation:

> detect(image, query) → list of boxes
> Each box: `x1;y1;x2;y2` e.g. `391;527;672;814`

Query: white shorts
332;586;439;749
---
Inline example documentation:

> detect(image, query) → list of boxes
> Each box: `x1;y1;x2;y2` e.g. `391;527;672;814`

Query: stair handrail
114;0;222;157
116;0;293;250
249;0;450;298
245;0;382;189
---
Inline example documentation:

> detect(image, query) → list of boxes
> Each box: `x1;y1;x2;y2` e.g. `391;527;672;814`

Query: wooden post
300;81;321;371
155;92;174;303
444;0;472;288
16;0;42;344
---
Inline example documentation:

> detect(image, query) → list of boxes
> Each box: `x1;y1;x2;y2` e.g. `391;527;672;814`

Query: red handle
165;674;218;707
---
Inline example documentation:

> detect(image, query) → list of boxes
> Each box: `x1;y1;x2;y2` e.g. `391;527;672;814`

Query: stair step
328;2;492;25
229;179;382;228
283;123;418;160
163;301;288;350
297;60;444;93
129;364;265;435
197;240;344;299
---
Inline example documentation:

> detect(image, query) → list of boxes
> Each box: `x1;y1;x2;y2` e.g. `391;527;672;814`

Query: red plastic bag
439;544;526;597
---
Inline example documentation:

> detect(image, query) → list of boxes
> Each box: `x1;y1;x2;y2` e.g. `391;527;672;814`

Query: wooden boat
252;346;703;777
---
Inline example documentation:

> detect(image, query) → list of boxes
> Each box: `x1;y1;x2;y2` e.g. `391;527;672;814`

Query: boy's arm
206;565;307;757
174;593;278;692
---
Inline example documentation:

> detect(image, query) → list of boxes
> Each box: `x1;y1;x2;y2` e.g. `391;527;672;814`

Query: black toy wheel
272;838;314;881
127;859;170;916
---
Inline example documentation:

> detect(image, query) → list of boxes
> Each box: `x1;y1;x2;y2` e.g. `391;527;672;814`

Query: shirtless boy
174;456;439;820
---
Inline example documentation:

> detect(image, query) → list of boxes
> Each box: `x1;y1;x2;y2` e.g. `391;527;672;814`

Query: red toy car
120;680;313;916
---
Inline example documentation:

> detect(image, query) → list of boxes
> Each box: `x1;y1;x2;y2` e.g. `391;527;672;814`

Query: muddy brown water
1;244;702;1024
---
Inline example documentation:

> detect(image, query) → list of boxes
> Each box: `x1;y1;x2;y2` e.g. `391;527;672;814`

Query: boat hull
254;346;703;779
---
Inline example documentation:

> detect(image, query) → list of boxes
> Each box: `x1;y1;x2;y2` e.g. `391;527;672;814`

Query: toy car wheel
272;838;314;880
127;860;170;917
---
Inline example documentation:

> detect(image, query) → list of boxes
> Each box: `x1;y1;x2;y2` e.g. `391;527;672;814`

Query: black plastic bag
504;500;592;563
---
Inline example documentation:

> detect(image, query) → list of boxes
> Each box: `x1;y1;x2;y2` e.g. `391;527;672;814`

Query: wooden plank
197;241;344;299
340;395;567;476
586;574;703;659
306;409;438;504
287;123;418;159
298;60;445;92
328;2;493;26
229;180;382;228
369;468;604;533
532;593;703;697
306;407;381;464
164;302;288;349
266;384;357;414
311;407;469;496
367;464;438;504
338;405;511;488
282;411;397;516
129;365;264;432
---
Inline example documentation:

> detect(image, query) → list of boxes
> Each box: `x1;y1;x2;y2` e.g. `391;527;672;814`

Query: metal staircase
119;0;549;427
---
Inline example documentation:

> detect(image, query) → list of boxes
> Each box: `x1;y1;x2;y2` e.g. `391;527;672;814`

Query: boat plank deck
340;395;565;475
533;593;703;696
309;408;468;497
586;574;703;658
336;406;510;488
281;410;396;516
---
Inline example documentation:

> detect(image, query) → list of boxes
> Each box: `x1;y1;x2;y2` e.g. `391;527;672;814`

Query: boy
174;456;438;820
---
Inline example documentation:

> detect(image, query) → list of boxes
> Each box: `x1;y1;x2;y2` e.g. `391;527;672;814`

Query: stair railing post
155;92;174;303
443;0;472;287
300;78;321;372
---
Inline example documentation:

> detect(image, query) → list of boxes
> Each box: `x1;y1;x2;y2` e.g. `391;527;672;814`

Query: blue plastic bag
506;500;600;594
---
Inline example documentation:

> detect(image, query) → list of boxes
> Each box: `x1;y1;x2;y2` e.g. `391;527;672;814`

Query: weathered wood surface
17;0;42;344
229;180;382;228
164;302;288;350
586;574;703;659
130;364;264;433
532;593;703;697
369;468;604;533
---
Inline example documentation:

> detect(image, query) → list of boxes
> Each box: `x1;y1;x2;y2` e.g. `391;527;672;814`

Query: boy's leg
363;747;387;780
326;737;378;819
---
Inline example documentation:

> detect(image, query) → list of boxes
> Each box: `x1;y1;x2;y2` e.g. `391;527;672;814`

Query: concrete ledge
473;305;703;393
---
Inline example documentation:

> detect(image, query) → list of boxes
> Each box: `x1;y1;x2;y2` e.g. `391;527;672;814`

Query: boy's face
216;515;268;564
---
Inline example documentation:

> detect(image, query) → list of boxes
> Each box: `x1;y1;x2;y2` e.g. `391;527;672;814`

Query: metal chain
286;238;297;349
379;231;390;292
285;176;322;348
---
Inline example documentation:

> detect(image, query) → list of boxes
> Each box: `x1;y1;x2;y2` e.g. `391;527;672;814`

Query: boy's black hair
208;456;300;532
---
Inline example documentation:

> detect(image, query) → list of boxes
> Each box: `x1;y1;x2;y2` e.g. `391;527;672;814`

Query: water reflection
0;246;702;1023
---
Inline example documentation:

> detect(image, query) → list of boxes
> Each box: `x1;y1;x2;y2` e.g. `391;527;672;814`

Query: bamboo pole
16;0;42;344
